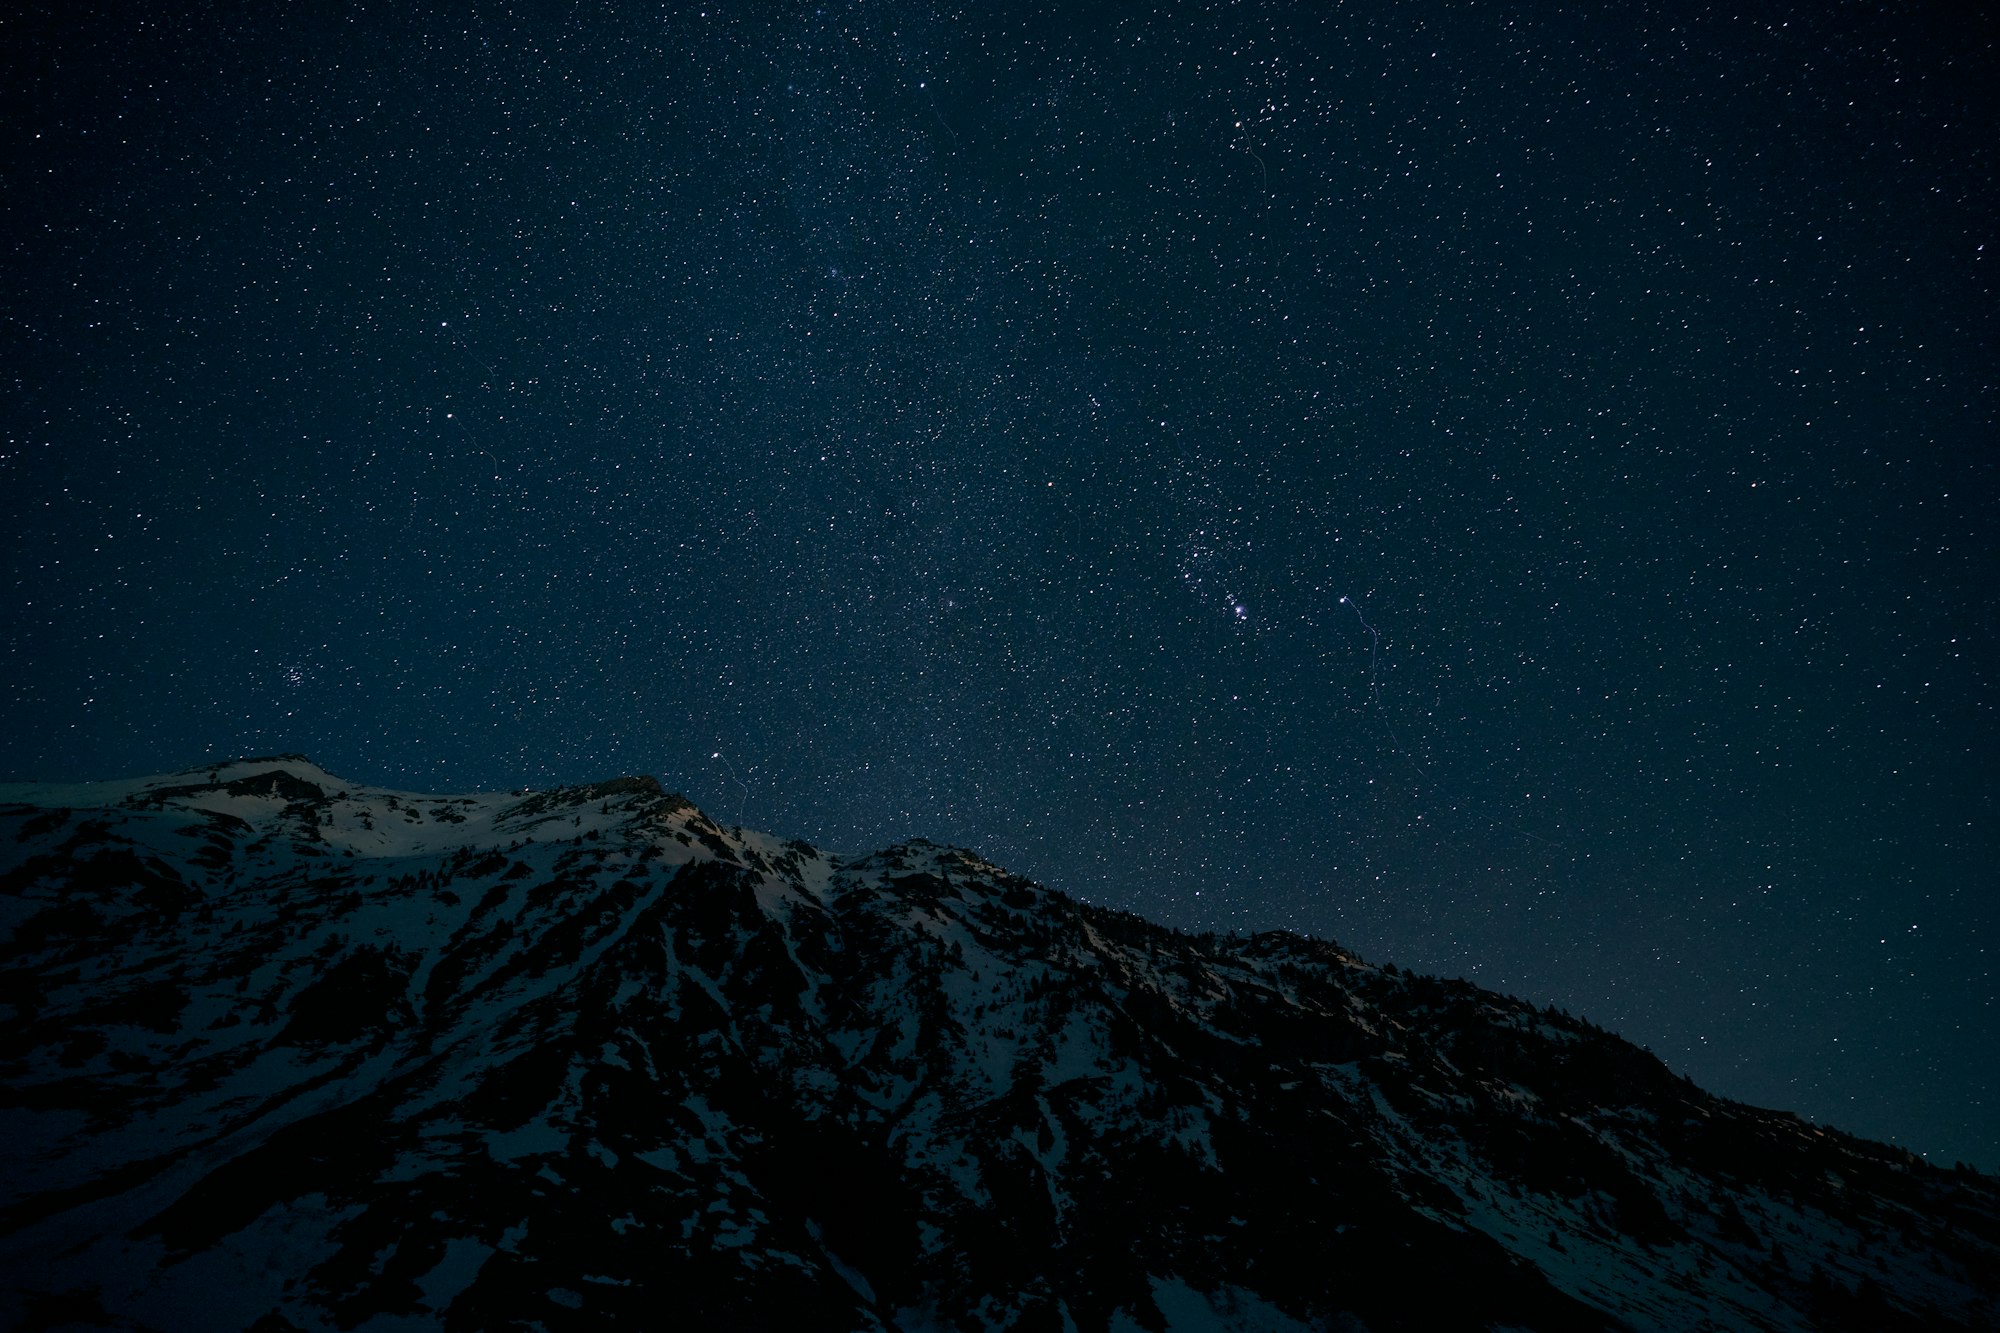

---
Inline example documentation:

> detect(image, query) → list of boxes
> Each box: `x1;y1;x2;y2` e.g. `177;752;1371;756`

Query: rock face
1;760;1994;1333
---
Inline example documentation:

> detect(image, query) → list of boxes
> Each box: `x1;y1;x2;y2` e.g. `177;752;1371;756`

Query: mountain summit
2;759;1994;1331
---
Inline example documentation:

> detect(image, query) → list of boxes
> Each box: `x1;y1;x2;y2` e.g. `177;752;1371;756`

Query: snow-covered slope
1;758;1994;1332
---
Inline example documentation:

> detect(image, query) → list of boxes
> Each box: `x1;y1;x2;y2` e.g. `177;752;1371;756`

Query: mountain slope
1;758;1994;1332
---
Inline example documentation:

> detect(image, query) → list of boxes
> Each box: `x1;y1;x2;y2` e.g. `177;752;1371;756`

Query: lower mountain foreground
1;760;1994;1332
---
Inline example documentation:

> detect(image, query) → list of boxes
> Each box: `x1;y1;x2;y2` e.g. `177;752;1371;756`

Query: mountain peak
2;764;1994;1331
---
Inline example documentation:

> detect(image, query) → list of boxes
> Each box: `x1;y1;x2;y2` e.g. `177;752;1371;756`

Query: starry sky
5;2;1995;1167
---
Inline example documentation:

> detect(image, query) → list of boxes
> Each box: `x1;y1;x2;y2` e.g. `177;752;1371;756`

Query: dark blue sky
5;1;1995;1167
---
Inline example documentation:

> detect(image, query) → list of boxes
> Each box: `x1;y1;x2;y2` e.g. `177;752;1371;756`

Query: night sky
5;2;1995;1168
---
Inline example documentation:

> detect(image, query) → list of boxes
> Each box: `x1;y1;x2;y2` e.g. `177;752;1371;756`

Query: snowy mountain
1;758;1994;1332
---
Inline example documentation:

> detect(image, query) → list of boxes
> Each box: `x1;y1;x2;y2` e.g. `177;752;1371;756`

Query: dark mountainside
1;760;1994;1332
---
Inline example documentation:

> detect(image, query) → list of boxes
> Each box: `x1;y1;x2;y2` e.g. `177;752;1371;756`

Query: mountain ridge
1;758;1994;1332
